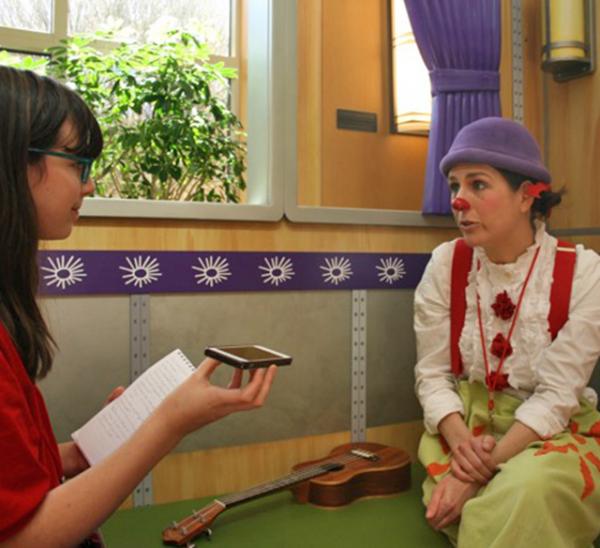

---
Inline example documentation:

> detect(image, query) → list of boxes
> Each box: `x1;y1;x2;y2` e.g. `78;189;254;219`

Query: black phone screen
225;346;283;360
205;345;292;368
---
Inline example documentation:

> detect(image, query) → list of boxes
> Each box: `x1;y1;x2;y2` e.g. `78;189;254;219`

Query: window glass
390;0;431;134
0;0;53;32
69;0;231;56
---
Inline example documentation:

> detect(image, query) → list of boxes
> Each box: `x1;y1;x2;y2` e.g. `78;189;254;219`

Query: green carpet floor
102;464;449;547
102;464;600;547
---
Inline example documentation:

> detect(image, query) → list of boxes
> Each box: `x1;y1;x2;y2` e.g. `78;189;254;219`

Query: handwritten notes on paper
71;349;195;465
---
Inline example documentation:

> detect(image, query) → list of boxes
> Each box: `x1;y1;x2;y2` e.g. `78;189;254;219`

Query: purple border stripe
38;251;431;296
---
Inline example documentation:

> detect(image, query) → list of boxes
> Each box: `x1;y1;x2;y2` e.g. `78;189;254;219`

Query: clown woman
414;117;600;547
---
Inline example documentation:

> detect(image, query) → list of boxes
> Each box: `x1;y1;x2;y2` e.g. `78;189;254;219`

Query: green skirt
419;381;600;548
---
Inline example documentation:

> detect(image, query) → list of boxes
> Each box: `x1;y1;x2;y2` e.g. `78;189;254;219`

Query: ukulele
162;442;411;546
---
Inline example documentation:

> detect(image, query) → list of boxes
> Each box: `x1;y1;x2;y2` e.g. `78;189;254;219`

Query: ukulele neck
217;462;340;507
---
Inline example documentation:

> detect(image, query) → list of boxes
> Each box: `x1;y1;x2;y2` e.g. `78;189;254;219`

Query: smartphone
205;344;293;369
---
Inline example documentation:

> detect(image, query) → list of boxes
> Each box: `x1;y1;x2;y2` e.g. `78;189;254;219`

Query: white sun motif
192;256;232;287
41;255;87;290
259;256;295;287
119;255;162;288
376;257;406;284
320;257;353;286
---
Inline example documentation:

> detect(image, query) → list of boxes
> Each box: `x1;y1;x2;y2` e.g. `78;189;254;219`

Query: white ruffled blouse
414;222;600;439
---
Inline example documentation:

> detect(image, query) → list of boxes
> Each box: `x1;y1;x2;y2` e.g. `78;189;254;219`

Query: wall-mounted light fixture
542;0;595;82
389;0;431;135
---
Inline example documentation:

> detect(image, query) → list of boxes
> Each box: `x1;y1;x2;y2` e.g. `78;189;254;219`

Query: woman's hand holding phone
158;357;277;439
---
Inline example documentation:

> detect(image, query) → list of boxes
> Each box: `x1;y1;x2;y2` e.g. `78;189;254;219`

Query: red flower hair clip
491;333;513;359
492;291;515;320
525;182;551;198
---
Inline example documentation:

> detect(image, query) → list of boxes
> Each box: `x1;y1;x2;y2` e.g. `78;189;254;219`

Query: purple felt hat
439;117;551;183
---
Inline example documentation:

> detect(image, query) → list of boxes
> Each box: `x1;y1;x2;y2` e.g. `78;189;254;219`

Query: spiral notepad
72;349;195;466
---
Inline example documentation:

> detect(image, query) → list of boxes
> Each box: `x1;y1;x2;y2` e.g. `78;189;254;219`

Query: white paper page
72;349;195;466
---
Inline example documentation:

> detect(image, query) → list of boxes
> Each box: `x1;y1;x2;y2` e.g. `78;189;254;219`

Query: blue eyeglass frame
28;147;94;183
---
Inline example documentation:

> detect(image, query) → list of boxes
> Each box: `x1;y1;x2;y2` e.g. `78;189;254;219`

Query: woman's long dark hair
0;66;102;379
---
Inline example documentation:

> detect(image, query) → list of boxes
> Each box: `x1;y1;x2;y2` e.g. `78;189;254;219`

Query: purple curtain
404;0;502;215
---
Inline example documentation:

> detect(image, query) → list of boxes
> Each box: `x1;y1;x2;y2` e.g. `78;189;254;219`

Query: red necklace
476;246;541;418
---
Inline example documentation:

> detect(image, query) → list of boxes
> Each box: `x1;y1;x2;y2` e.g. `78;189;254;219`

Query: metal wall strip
512;0;524;123
130;294;153;506
351;290;367;442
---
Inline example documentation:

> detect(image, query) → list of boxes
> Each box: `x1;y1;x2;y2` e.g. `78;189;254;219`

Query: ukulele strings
172;452;368;531
219;452;366;506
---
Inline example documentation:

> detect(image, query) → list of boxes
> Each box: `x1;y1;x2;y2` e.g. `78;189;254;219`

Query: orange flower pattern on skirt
534;419;600;500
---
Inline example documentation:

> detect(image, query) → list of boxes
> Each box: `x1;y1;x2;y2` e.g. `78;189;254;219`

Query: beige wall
510;0;599;251
319;0;426;210
542;10;600;237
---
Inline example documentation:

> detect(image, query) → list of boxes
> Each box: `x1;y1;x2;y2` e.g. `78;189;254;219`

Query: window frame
0;0;285;222
0;0;67;51
388;0;432;137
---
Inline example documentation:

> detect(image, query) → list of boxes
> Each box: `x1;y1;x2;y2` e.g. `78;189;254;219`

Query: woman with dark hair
414;117;600;546
0;66;276;547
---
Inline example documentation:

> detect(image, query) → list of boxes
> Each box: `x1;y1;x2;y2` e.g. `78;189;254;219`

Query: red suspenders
449;238;576;377
450;239;473;376
548;242;578;339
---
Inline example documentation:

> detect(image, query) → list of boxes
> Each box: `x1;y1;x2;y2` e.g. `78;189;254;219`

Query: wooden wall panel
297;0;323;207
319;0;427;211
542;2;600;230
558;235;600;253
521;0;544;145
484;0;598;234
42;218;458;253
150;421;423;505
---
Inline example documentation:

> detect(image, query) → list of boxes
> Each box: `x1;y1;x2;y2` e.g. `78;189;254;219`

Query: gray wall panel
35;289;430;451
38;296;131;442
149;291;352;451
366;290;422;427
32;289;598;453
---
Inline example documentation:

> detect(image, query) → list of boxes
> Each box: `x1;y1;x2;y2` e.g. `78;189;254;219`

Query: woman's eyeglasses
28;147;94;183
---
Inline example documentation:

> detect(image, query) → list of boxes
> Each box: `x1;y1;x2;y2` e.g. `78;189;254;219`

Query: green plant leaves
12;30;247;202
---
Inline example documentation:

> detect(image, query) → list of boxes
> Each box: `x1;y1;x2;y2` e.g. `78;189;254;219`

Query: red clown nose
451;197;470;211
